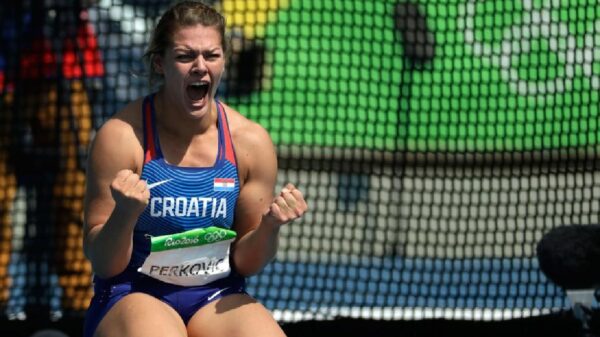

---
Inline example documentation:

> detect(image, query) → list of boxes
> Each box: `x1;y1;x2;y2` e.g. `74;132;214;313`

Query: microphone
536;224;600;290
537;225;600;337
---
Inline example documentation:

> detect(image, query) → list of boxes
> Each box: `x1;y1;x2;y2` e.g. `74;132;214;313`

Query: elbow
82;237;94;263
88;258;127;279
232;254;269;277
235;264;263;277
230;232;279;276
92;267;118;280
83;237;128;279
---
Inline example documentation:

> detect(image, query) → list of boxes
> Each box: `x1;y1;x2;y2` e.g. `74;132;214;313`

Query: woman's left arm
231;121;307;276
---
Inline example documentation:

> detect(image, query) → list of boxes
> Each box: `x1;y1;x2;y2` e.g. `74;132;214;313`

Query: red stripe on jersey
144;99;156;163
219;103;236;165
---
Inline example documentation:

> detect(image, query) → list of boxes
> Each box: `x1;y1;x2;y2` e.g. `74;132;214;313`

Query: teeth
190;82;208;87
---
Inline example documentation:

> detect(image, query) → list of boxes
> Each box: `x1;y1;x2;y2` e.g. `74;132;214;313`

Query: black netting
0;0;599;323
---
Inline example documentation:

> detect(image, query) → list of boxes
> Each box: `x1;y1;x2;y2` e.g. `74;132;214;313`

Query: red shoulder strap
143;96;157;164
218;102;237;165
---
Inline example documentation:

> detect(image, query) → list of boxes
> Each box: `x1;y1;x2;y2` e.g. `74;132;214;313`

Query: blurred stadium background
1;0;599;336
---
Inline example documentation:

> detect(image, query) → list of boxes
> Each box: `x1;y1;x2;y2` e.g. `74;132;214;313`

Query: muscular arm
83;106;148;278
231;120;307;276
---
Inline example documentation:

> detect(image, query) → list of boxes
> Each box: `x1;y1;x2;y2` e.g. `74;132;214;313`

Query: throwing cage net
0;0;599;325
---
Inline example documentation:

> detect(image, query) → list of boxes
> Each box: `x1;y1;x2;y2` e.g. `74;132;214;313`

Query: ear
153;55;164;74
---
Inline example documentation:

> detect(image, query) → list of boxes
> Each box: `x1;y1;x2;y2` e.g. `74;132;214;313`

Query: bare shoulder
90;98;145;172
220;102;274;151
219;102;277;182
97;98;144;136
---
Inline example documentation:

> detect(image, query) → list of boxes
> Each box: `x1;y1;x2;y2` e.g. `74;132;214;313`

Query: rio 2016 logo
459;0;599;97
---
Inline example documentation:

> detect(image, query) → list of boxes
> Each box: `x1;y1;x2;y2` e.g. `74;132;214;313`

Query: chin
187;99;211;117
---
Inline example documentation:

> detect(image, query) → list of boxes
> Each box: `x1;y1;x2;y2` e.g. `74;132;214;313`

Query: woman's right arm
83;110;149;279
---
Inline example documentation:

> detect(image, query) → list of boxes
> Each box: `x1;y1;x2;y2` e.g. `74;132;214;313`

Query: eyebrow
172;44;222;52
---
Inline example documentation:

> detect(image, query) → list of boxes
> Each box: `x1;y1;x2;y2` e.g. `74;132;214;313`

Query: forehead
171;25;222;49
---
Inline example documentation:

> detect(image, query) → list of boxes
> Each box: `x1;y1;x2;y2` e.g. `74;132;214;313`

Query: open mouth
186;81;209;102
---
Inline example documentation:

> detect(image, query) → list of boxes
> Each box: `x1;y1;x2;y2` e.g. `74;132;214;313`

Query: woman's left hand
262;183;308;227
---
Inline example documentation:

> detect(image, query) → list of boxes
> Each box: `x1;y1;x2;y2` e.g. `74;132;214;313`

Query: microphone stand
573;302;597;337
392;1;435;257
567;289;599;337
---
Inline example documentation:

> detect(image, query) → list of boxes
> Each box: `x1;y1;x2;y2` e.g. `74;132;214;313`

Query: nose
191;55;207;75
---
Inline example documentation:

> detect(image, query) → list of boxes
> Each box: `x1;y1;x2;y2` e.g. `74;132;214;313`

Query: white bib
138;226;236;286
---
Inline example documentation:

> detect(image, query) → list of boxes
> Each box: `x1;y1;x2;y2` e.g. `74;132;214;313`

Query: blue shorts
83;269;246;337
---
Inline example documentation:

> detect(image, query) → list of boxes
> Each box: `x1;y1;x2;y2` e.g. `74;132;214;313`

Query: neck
153;90;218;137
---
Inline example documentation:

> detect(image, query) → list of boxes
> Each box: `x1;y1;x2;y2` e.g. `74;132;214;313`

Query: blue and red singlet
83;95;246;337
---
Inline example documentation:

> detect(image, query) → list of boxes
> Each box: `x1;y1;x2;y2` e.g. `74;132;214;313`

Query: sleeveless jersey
127;94;240;270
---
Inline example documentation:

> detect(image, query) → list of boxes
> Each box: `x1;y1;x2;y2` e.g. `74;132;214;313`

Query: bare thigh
187;294;286;337
94;292;187;337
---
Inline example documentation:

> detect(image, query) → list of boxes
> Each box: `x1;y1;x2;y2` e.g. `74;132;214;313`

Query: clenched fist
110;169;150;215
263;183;308;227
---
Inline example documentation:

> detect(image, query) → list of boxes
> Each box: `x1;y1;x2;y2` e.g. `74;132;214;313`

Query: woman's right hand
110;169;150;215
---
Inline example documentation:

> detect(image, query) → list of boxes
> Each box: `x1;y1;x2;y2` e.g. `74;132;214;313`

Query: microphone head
537;224;600;289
